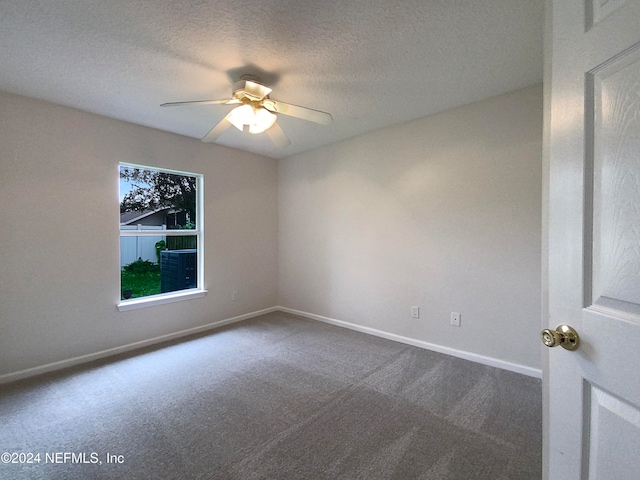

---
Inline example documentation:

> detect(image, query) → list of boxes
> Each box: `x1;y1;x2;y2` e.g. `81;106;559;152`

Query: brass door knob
541;325;580;351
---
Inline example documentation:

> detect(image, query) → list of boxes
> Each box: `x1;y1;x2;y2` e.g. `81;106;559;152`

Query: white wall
0;91;278;378
278;85;543;370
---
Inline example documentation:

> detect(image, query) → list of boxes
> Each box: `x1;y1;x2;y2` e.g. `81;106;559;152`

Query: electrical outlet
450;312;461;327
411;306;420;319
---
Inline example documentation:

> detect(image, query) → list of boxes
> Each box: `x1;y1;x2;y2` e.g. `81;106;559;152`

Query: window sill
117;289;208;312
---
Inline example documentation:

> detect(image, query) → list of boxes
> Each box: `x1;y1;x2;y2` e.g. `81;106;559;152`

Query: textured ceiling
0;0;544;159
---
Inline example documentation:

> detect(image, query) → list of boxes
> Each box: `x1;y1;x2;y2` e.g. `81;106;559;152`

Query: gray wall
278;85;543;370
0;84;543;379
0;91;279;378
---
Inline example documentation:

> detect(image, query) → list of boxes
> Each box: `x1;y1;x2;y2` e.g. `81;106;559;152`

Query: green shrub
121;258;161;299
155;240;166;263
123;258;160;275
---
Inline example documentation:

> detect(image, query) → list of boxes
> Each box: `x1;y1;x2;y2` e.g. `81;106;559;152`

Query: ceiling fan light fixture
227;104;277;134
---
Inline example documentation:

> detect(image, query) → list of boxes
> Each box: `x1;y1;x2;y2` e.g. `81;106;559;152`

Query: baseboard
0;307;279;385
278;307;542;379
0;305;541;384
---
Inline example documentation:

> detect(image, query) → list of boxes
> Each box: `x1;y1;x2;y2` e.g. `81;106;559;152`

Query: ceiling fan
160;75;333;147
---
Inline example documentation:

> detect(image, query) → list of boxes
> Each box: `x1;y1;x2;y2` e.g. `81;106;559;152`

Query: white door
546;0;640;478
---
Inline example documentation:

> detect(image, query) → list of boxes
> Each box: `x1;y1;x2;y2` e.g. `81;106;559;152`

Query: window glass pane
119;164;202;303
120;237;198;300
166;235;197;250
120;166;197;230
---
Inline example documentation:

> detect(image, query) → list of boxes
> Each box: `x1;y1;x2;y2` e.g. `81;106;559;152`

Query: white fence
120;225;166;268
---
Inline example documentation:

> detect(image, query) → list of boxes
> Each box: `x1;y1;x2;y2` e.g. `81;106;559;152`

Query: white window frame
117;163;206;312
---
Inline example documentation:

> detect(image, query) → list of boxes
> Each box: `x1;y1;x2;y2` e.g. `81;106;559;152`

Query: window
118;163;205;311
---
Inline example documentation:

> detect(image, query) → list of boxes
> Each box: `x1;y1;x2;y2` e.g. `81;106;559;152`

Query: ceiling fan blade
265;122;291;147
263;99;332;125
201;117;232;143
160;98;239;107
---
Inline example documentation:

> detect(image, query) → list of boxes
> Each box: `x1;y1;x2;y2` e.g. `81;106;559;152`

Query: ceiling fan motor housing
233;78;271;102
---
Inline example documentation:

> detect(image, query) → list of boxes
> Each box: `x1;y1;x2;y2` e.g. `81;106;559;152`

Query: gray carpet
0;312;541;479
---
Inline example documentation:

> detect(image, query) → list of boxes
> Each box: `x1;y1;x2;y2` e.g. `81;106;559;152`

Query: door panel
586;0;631;28
585;382;640;480
589;43;640;312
